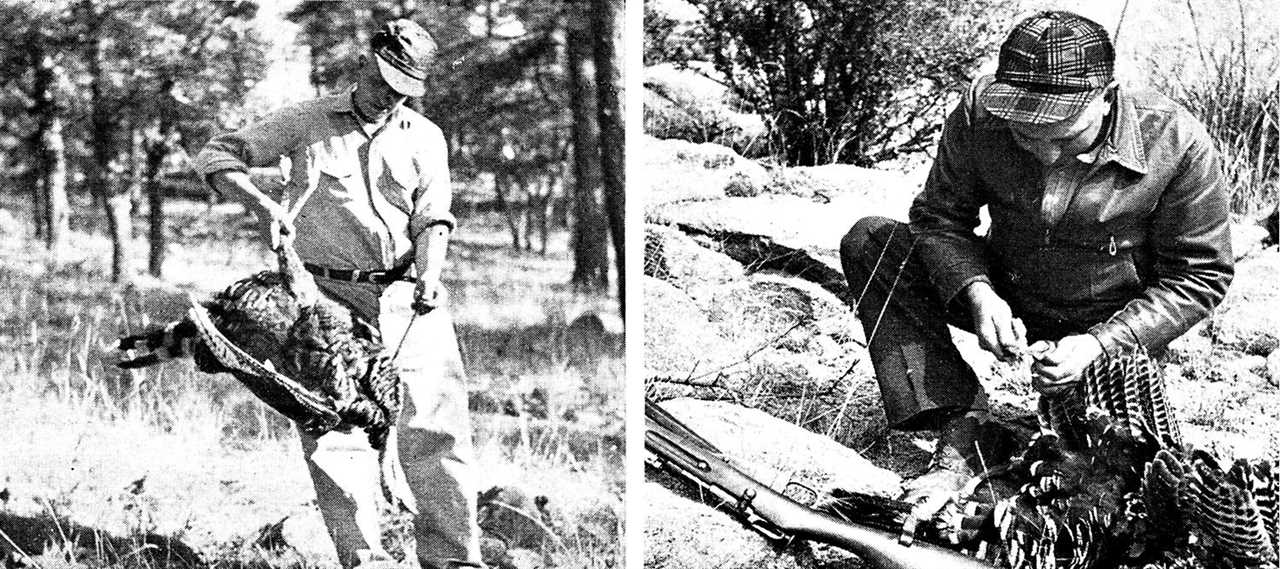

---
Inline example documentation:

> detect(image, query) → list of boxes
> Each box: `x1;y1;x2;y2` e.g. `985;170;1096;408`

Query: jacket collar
973;77;1149;175
1094;88;1149;175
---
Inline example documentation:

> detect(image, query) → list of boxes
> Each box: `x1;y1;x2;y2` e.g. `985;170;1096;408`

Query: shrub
693;0;1012;166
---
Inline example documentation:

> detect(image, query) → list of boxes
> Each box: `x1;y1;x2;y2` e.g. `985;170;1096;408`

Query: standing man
840;11;1233;507
195;20;483;569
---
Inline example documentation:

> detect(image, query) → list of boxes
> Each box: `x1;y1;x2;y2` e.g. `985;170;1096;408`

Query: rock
769;165;917;212
644;62;766;157
645;481;829;569
643;276;725;379
478;486;555;551
643;136;771;206
1167;322;1213;361
1210;251;1280;354
1233;222;1270;260
645;224;745;291
1267;348;1280;385
646;399;898;568
658;398;902;499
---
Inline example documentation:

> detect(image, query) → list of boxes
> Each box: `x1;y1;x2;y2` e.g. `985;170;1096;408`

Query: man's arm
409;128;457;313
911;91;992;306
1088;126;1234;354
194;105;309;227
910;86;1027;358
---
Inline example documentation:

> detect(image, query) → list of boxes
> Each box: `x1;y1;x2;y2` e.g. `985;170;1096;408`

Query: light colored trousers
304;280;482;569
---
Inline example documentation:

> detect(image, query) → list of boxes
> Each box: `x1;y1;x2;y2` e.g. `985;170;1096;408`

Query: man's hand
210;170;293;248
412;277;447;314
964;281;1026;361
1028;335;1104;395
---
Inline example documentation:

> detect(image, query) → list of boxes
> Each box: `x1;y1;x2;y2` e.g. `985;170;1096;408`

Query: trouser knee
840;216;902;291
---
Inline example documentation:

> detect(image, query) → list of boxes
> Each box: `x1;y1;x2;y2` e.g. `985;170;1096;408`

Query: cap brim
375;56;425;97
981;81;1096;125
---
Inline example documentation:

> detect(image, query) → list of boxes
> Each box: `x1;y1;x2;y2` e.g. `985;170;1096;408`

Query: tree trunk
88;21;131;283
41;114;69;264
495;173;524;250
128;126;146;214
566;9;609;291
146;120;171;277
32;50;69;262
593;0;626;316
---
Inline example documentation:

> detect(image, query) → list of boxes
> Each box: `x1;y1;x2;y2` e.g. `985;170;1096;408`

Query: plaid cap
982;11;1114;124
371;19;436;97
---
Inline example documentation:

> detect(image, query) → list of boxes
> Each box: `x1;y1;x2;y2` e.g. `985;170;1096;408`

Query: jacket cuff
1088;318;1138;356
935;264;991;306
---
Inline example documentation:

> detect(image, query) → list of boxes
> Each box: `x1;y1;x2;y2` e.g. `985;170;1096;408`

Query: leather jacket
909;76;1234;354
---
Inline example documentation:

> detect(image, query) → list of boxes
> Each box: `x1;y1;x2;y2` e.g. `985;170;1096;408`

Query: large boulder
657;399;902;499
644;62;767;157
646;399;903;569
645;223;745;292
644;275;724;379
643;136;771;205
1210;250;1280;354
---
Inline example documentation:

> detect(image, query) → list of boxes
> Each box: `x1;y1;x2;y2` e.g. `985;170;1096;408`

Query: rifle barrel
646;400;994;569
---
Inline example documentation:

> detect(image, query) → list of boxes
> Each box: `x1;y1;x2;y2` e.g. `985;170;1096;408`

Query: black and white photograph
642;1;1280;568
0;2;623;569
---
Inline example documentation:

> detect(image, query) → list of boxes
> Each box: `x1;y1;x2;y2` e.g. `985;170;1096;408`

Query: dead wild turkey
978;348;1280;569
822;348;1280;569
116;228;416;513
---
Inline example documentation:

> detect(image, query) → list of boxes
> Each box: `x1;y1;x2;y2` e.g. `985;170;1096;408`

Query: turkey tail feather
116;319;197;368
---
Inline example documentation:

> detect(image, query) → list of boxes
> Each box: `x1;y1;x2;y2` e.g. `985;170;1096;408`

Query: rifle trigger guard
736;487;757;514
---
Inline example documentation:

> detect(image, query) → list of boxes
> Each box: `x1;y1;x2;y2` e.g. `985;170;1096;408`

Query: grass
0;193;623;569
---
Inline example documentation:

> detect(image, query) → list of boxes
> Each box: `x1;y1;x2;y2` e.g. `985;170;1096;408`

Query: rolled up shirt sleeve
194;105;309;183
909;98;992;305
409;126;457;236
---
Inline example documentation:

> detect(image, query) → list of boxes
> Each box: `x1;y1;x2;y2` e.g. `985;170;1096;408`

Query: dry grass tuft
0;196;622;569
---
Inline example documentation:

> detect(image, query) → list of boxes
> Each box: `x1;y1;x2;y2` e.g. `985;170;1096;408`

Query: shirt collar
327;85;404;125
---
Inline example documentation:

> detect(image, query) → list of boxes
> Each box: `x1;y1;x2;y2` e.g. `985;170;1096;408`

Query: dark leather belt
304;263;416;284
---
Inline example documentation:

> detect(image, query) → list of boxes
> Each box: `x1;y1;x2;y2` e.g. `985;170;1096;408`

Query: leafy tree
288;0;621;300
0;1;267;280
696;0;1009;166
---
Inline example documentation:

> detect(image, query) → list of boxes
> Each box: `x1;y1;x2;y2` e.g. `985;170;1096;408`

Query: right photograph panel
640;1;1280;568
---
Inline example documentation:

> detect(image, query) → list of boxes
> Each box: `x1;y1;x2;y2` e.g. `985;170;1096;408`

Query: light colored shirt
195;89;455;272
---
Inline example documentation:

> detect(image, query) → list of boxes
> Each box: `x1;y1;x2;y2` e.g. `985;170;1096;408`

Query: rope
391;310;419;363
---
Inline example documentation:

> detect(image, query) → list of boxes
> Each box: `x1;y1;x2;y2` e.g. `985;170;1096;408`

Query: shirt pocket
313;157;357;201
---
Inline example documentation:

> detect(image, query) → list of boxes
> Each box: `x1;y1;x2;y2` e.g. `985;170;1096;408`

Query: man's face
1008;87;1113;166
354;57;409;121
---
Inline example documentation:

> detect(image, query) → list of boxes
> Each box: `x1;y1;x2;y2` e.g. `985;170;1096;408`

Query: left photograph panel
0;2;624;569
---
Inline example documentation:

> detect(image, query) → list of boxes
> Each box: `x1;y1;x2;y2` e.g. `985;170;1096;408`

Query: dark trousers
839;217;1083;431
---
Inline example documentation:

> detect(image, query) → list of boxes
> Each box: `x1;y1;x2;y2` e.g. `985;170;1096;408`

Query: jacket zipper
1108;235;1117;256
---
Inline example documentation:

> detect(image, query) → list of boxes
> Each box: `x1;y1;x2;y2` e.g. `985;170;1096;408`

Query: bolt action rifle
645;399;995;569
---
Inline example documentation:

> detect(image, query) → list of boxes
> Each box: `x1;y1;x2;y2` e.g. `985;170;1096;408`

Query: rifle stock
645;400;994;569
